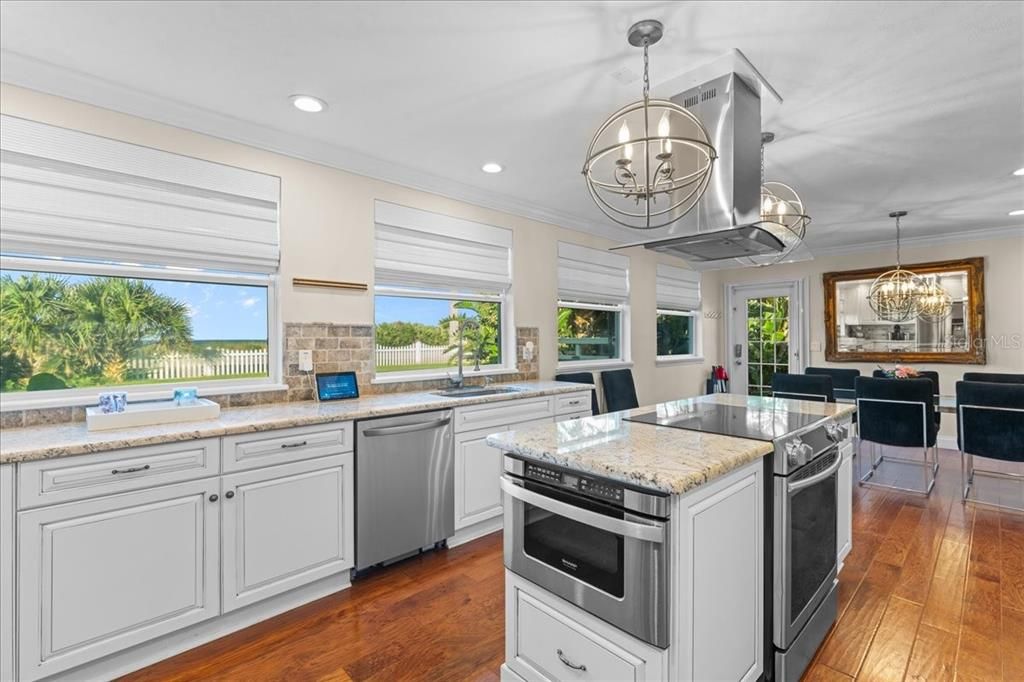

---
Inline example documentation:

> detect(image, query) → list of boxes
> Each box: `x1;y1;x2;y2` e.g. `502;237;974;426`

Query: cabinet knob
225;490;235;499
209;494;219;502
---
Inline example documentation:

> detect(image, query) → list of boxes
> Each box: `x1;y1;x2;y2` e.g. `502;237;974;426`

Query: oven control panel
524;462;624;504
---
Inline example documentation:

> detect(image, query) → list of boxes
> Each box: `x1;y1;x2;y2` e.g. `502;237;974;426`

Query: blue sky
375;296;453;325
4;270;268;340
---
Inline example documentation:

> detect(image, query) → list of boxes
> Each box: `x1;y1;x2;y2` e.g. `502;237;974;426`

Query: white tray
86;398;221;431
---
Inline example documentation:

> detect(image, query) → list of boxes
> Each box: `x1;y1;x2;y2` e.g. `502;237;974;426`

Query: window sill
371;366;518;385
556;359;633;373
0;381;289;412
656;355;706;366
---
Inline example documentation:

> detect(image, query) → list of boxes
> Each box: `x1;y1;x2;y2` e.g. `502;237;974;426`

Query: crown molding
808;224;1024;258
0;51;635;245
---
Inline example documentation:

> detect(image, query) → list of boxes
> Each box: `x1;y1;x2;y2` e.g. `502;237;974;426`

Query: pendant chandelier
916;276;953;322
582;20;717;230
867;211;927;322
740;132;811;265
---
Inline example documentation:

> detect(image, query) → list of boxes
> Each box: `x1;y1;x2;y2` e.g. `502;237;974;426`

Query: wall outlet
298;350;314;372
522;341;535;362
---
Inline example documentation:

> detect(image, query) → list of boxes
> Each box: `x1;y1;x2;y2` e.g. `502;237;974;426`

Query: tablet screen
315;371;359;401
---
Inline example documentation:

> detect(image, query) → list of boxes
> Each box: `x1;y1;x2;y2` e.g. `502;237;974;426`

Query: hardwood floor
122;448;1023;682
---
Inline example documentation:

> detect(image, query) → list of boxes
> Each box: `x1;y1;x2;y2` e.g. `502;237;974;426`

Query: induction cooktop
625;402;827;442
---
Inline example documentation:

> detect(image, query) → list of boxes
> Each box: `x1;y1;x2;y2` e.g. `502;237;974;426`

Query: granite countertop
0;380;592;464
485;393;856;495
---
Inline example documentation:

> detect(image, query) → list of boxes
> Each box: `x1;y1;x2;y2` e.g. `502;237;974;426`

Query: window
656;310;697;357
557;243;630;367
0;115;282;406
373;201;514;380
655;263;701;361
375;295;501;374
1;262;270;394
558;305;620;362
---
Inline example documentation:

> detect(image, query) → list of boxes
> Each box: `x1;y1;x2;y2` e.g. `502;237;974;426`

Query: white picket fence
375;341;451;367
128;349;269;380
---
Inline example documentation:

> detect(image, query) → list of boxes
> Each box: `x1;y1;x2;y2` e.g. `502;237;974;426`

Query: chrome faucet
449;317;480;389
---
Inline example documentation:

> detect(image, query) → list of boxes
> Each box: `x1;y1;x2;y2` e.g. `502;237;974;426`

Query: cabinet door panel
837;442;854;568
18;479;219;682
455;427;506;529
222;454;353;612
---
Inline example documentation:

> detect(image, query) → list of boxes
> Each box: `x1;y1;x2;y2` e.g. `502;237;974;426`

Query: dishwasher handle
361;416;451;437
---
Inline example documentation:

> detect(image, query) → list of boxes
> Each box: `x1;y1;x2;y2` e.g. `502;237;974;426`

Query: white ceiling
1;1;1022;253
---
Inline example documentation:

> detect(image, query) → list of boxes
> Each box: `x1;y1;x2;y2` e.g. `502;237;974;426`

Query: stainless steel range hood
613;71;777;263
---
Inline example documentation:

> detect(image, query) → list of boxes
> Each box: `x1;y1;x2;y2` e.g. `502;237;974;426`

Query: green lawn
1;372;268;393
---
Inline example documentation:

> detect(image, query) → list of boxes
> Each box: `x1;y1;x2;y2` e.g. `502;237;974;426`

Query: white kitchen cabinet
1;464;15;682
505;572;667;682
221;453;353;612
17;478;220;681
455;426;506;530
837;439;854;570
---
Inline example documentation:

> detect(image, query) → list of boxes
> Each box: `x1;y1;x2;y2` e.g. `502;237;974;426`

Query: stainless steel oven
501;455;671;648
772;442;841;682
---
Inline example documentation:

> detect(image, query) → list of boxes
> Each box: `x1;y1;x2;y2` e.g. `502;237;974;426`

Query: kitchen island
486;394;855;682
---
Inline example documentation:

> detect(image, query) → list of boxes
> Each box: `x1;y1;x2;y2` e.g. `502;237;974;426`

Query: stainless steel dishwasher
355;409;454;571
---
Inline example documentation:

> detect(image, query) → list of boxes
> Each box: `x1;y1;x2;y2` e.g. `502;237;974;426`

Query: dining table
833;388;957;413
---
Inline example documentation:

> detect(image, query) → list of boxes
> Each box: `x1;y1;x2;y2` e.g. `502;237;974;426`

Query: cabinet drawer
222;422;353;472
555;392;591;415
556;411;592;424
17;439;220;509
513;590;641;682
455;397;553;433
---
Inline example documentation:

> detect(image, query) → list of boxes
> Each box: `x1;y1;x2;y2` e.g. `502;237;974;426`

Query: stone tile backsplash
1;324;541;427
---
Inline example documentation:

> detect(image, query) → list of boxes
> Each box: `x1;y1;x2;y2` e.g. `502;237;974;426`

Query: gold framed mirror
823;257;985;364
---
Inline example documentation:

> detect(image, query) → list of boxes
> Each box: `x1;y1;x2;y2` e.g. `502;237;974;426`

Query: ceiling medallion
867;210;931;322
582;19;717;230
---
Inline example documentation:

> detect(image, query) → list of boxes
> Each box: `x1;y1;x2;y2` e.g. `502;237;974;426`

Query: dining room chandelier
916;276;953;321
582;19;717;230
867;210;929;322
740;132;811;265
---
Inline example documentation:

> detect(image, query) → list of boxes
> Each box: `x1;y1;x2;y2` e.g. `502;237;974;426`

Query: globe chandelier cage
867;211;929;322
738;132;811;266
582;20;717;230
916;276;953;322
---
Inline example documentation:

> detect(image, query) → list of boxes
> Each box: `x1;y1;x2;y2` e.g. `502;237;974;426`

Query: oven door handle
500;477;665;544
787;452;843;494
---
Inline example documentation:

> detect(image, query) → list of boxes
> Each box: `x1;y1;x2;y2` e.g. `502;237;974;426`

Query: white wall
714;235;1024;438
0;83;717;406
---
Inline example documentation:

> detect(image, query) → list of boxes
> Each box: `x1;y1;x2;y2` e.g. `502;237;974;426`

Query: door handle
787;451;842;494
362;417;451;437
500;477;664;543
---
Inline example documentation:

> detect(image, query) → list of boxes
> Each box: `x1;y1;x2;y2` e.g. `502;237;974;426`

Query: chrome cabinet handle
362;417;451;437
111;464;150;475
500;477;665;543
280;440;308;449
556;649;587;672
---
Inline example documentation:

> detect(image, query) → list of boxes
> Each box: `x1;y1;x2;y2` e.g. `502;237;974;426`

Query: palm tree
439;301;500;367
64;278;193;382
0;273;70;374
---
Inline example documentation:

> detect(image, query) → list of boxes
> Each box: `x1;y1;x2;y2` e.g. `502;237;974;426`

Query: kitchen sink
432;386;523;398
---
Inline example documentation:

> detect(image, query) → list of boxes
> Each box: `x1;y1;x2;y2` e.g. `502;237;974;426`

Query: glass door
728;283;802;396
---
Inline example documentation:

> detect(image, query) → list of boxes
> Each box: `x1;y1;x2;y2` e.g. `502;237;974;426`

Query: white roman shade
656;263;701;310
0;115;280;274
557;242;630;305
374;200;512;295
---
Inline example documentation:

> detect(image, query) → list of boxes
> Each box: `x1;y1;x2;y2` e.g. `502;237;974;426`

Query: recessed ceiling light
290;95;326;113
481;162;503;174
1009;209;1024;216
1014;167;1024;176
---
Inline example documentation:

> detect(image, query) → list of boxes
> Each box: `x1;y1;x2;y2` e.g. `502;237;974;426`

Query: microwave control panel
524;462;624;504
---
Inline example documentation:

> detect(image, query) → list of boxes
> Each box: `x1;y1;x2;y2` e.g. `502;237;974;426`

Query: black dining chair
956;381;1024;511
872;369;942;428
771;373;835;402
555;372;600;415
963;372;1024;384
856;376;939;495
805;367;860;394
600;369;639;413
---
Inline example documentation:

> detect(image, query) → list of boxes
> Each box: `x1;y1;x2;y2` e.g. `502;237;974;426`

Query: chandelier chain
642;40;650;102
895;213;901;266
